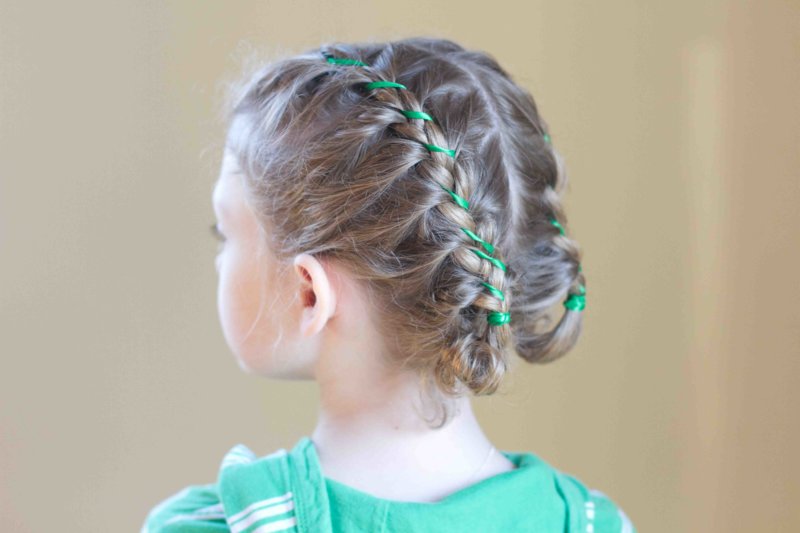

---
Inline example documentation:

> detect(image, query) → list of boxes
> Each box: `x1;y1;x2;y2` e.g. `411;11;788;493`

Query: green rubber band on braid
487;311;511;326
471;248;507;272
461;227;495;254
564;283;586;311
481;281;505;301
564;294;585;311
360;82;433;122
326;56;368;66
439;184;469;210
364;80;407;90
543;133;552;144
424;143;456;158
550;218;565;235
401;110;433;121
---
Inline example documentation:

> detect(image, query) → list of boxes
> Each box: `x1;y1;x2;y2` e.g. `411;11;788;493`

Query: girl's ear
293;253;337;337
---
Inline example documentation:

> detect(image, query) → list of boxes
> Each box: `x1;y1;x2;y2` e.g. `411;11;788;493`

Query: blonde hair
220;37;585;428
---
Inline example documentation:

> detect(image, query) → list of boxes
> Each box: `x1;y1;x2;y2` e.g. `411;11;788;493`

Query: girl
143;37;635;532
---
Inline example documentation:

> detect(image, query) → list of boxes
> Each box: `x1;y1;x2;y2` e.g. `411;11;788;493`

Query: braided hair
222;37;586;428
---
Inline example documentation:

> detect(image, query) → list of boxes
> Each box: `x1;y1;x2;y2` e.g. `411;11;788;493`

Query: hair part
219;37;586;428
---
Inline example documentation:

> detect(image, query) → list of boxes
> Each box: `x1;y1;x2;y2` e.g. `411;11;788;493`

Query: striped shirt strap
218;444;302;532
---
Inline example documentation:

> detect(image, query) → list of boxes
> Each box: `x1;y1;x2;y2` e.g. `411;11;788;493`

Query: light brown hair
220;37;585;427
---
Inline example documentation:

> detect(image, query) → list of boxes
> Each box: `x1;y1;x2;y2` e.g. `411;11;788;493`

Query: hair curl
219;37;586;428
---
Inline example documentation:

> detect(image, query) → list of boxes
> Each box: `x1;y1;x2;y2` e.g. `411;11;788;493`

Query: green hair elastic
323;50;584;324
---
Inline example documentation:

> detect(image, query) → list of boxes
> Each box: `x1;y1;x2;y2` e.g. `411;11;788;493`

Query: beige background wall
1;1;798;531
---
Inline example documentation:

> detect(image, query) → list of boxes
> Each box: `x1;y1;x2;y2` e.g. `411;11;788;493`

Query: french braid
322;49;513;329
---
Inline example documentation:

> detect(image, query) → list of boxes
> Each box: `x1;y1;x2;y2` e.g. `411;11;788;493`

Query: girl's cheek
217;252;248;351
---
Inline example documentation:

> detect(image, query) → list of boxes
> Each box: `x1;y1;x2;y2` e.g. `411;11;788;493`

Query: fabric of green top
141;436;636;532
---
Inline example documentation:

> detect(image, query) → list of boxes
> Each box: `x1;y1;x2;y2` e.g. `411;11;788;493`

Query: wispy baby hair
222;37;586;427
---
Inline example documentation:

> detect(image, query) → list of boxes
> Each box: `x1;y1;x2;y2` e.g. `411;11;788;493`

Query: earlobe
293;253;336;336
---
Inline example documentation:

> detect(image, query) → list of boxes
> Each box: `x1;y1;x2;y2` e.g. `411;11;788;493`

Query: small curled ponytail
507;166;587;364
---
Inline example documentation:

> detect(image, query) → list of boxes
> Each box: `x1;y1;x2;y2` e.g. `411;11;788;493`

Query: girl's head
213;37;585;426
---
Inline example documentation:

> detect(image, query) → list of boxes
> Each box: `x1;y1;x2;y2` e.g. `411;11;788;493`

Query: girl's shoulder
140;482;227;532
141;443;294;533
548;466;637;533
494;446;636;532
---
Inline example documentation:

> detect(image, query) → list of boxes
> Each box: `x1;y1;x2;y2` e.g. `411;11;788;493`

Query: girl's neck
307;322;514;501
310;378;511;502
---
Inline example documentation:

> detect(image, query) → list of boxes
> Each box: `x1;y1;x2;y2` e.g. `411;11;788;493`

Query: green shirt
142;436;635;532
